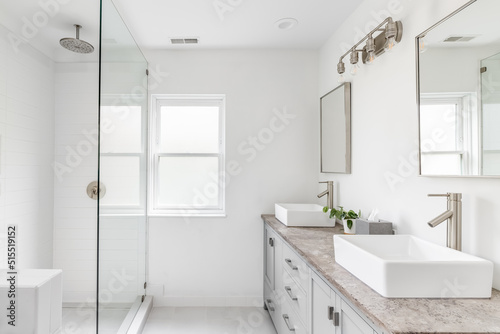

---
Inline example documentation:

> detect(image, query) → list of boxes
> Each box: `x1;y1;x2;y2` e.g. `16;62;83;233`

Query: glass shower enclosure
98;0;148;331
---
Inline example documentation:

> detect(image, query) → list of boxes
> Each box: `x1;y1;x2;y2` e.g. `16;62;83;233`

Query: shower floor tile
61;307;129;334
142;307;277;334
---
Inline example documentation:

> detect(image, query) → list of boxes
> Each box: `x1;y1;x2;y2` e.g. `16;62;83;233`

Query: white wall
0;23;55;270
420;45;499;93
319;0;500;289
53;62;99;303
145;49;319;306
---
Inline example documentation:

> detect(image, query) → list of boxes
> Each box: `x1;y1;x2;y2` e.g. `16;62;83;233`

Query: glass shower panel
99;0;148;331
481;52;500;175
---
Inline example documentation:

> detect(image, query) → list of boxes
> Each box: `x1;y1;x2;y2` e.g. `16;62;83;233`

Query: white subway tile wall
53;62;99;303
0;23;55;270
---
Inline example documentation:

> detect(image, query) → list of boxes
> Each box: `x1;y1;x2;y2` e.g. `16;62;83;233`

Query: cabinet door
265;226;275;289
312;275;338;334
340;299;373;334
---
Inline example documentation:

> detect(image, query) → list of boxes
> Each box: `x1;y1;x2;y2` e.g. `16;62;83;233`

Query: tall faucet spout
426;192;462;251
318;181;334;209
427;210;453;228
317;190;328;198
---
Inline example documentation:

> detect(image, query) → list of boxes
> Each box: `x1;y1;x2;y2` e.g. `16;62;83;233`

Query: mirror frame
320;82;351;174
414;0;500;178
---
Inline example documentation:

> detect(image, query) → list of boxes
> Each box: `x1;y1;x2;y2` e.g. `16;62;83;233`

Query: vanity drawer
282;268;307;325
280;297;307;334
264;282;281;326
283;244;310;294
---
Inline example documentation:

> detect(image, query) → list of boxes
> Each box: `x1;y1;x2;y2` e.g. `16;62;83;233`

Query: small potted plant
323;206;361;234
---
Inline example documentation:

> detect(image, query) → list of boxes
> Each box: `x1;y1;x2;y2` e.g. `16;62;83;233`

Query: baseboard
152;295;263;307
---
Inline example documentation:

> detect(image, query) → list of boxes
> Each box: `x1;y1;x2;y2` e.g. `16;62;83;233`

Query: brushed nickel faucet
318;181;334;209
427;193;462;251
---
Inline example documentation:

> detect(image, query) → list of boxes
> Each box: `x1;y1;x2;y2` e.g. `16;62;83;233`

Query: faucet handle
319;181;333;184
428;193;449;197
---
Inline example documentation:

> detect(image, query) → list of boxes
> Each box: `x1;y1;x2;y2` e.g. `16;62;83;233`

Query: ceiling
424;0;500;48
0;0;363;62
111;0;364;50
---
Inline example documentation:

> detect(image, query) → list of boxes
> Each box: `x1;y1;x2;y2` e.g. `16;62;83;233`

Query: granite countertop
262;214;500;334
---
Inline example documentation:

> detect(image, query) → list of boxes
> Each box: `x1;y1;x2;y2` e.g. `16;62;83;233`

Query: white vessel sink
334;235;493;298
275;203;335;227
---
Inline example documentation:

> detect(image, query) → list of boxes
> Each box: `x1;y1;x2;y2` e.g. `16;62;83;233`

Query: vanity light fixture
418;34;428;53
349;49;360;75
337;17;403;82
365;35;376;65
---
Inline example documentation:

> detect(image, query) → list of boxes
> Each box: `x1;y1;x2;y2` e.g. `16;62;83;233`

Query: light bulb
350;63;360;76
419;37;427;53
338;73;345;83
366;51;376;65
384;36;396;52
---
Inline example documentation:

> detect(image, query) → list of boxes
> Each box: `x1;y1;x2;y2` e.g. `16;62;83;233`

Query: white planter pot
342;218;356;234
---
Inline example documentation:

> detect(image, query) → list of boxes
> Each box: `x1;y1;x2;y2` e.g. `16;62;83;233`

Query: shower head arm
74;24;81;39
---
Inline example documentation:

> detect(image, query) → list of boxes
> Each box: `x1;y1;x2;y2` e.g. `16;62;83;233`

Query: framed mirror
416;0;500;176
320;82;351;173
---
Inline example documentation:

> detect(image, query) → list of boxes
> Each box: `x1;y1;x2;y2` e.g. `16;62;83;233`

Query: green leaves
347;219;353;229
323;206;361;225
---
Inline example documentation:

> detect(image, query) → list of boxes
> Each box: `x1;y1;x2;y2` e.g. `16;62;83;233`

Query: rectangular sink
334;235;493;298
275;203;335;227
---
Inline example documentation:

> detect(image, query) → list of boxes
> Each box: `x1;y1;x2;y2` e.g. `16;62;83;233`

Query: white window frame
149;94;226;217
420;93;474;175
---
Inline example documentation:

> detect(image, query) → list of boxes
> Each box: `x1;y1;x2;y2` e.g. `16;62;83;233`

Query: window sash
420;94;472;175
149;95;225;216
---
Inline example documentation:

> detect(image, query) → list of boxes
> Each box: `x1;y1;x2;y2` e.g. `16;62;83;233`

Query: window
150;95;225;216
420;93;474;175
99;99;147;214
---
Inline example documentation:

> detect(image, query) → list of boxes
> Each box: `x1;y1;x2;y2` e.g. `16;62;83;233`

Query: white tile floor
142;307;278;334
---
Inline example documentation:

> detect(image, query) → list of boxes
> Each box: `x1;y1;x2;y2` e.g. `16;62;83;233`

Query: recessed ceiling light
274;18;298;30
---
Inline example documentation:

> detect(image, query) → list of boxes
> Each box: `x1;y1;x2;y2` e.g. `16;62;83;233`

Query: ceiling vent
170;38;199;45
443;35;477;42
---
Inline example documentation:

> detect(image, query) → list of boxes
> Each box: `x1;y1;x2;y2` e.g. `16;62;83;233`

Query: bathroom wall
53;62;99;303
319;0;500;289
0;23;55;270
145;49;319;306
420;45;499;94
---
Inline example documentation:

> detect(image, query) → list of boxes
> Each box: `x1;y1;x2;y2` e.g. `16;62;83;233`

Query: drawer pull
328;306;334;320
327;306;340;326
285;258;298;270
269;238;274;247
266;299;275;312
285;286;298;301
282;314;296;332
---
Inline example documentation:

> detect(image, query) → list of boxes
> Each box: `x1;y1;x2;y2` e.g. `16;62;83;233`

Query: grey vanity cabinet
264;221;381;334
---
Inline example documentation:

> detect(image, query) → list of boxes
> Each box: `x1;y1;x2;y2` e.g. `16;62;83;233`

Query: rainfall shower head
60;24;94;54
